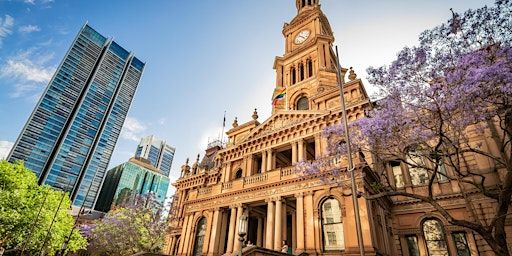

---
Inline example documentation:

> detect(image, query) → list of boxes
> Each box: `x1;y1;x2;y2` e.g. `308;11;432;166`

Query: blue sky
0;0;494;188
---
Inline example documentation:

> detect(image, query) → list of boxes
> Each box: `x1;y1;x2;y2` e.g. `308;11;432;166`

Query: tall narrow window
452;232;471;256
423;219;449;256
405;235;420;256
307;59;313;77
302;0;305;8
192;217;207;256
299;63;305;81
408;154;429;186
436;160;448;182
321;198;344;251
391;161;404;188
291;67;296;85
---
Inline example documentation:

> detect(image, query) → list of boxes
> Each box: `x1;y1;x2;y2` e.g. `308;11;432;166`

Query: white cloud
0;141;14;160
24;0;54;4
121;116;147;142
19;25;41;34
0;49;56;98
0;15;14;47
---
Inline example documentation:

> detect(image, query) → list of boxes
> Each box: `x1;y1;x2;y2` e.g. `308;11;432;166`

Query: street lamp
238;213;248;256
333;46;365;256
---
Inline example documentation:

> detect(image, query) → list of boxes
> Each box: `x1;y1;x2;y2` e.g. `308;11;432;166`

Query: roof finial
348;67;357;81
252;108;259;120
232;117;238;128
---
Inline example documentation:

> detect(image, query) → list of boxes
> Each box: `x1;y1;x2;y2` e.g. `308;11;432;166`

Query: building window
297;96;309;110
391;161;404;188
404;235;420;256
235;169;243;179
299;63;305;81
436;161;448;182
291;67;296;85
423;219;449;256
192;217;207;256
407;154;429;186
321;198;344;251
307;59;313;77
452;232;471;256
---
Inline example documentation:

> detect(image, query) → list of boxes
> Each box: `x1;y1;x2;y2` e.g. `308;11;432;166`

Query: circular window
297;96;309;110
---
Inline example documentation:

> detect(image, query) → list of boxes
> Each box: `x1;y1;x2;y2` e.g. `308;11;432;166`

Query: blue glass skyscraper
8;24;145;208
135;135;175;176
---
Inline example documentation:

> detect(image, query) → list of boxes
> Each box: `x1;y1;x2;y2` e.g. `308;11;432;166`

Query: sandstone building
164;1;511;255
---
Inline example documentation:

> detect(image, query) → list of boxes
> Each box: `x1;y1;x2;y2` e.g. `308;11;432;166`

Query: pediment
244;110;328;141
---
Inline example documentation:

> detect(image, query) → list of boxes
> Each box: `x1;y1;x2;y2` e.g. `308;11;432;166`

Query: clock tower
272;0;349;113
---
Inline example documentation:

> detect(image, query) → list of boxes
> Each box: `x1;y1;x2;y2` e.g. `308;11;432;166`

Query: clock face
294;30;310;44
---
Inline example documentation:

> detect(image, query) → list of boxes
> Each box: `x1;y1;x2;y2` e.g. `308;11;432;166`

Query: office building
8;24;145;208
135;135;175;176
94;157;170;213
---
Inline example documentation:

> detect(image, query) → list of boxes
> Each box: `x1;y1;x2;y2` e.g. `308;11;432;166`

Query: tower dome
296;0;319;12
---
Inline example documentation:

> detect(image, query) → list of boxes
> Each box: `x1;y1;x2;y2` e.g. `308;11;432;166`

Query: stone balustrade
244;173;268;185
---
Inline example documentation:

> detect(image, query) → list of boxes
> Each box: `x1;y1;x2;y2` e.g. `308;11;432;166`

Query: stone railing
280;166;296;177
222;182;233;190
198;186;212;195
244;173;268;185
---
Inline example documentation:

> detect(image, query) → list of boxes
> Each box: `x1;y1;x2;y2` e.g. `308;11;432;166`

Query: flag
272;88;286;106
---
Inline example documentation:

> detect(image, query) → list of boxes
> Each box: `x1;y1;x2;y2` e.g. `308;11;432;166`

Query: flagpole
220;111;226;145
285;86;289;111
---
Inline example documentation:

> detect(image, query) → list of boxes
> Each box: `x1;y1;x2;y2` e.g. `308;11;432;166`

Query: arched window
296;96;309;110
291;67;296;85
307;59;313;77
299;63;305;81
422;219;449;256
192;217;207;256
302;0;306;7
321;198;345;251
235;169;243;179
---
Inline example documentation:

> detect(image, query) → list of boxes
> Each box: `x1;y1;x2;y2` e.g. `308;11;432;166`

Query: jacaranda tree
300;0;512;255
86;193;168;256
0;160;87;255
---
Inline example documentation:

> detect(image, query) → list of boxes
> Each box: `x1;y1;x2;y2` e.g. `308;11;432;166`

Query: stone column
304;192;315;251
274;198;283;250
298;139;304;162
247;155;254;176
226;206;237;253
182;213;195;255
224;162;232;182
265;199;275;249
282;200;287;243
292;141;298;163
208;209;222;255
233;205;244;252
266;149;273;171
295;193;305;252
256;217;263;247
177;215;190;254
314;134;322;159
202;212;214;255
262;151;267;173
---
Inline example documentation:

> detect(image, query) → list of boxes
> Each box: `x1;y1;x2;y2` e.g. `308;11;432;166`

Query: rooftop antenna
220;111;226;145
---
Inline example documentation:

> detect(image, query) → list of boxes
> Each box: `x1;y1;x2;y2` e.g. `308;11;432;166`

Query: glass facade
94;159;170;212
134;135;175;176
8;24;144;208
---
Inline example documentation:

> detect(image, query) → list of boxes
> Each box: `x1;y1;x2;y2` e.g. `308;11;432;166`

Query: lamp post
238;213;248;256
333;46;365;256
